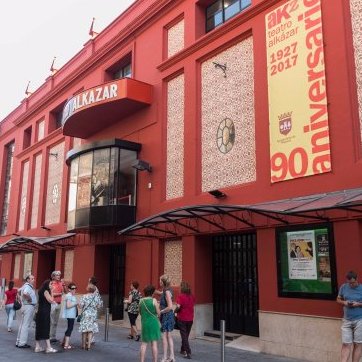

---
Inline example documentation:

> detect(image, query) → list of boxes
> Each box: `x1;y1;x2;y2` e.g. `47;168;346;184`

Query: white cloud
0;0;135;120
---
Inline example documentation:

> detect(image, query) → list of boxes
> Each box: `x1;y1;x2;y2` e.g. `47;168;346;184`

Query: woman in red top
2;280;18;332
175;281;195;360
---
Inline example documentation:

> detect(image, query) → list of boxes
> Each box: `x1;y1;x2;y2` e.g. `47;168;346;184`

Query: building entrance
109;244;126;320
212;233;259;336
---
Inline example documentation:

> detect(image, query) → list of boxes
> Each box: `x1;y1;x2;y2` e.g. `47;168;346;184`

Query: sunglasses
70;287;77;290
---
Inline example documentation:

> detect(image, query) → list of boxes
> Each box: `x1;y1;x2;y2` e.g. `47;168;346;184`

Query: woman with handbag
78;283;103;350
175;281;195;359
61;282;78;349
1;280;18;332
139;285;161;362
124;281;142;341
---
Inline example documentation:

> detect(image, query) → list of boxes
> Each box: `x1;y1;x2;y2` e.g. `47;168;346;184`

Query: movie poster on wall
265;0;331;183
287;230;317;279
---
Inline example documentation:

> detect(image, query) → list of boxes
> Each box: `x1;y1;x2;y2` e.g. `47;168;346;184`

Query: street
0;309;305;361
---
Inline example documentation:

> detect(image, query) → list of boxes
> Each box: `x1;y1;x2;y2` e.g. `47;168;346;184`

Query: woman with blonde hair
158;274;175;362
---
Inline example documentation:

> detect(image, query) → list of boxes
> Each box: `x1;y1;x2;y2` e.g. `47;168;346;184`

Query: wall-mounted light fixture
208;189;226;199
49;152;58;160
41;225;51;231
132;160;152;172
213;62;227;78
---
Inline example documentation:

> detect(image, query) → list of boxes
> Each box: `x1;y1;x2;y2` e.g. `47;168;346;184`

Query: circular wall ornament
217;118;235;154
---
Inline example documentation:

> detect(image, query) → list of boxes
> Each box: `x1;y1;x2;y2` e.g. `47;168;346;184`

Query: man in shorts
337;271;362;362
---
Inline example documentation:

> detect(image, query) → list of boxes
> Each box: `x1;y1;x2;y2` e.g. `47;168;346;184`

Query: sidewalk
0;309;305;361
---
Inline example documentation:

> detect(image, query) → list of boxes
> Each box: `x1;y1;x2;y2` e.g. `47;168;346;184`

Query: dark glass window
67;147;137;224
50;101;66;131
0;142;15;235
113;63;132;80
91;149;111;207
23;127;32;149
206;0;251;32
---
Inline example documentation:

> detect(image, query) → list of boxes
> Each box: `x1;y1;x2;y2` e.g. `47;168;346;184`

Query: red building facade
0;0;361;360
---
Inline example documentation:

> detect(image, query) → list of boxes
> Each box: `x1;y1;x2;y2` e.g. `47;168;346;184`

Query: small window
105;53;132;81
23;126;32;149
49;101;66;132
205;0;251;32
113;62;132;79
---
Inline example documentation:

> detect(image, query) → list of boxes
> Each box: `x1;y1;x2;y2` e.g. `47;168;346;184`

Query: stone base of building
259;311;341;362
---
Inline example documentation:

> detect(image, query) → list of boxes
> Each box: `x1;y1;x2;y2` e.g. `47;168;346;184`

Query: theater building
0;0;361;360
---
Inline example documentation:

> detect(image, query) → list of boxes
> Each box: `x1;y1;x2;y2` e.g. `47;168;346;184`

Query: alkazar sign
61;82;119;125
265;0;331;183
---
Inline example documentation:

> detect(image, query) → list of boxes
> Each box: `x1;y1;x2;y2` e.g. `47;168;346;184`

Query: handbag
173;304;181;330
174;315;180;330
13;298;22;311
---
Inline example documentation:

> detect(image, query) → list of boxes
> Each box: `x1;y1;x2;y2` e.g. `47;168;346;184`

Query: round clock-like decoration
217;118;235;154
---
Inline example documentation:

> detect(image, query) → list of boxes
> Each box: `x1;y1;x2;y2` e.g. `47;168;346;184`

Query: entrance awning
0;233;76;253
118;188;362;238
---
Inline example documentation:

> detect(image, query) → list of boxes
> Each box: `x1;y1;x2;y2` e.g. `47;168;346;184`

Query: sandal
34;347;45;353
45;347;57;353
127;335;134;339
63;345;72;349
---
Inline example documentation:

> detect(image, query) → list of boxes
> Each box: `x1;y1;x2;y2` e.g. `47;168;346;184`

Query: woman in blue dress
158;274;175;362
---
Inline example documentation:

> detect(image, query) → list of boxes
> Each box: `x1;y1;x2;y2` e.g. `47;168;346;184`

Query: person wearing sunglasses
61;282;78;349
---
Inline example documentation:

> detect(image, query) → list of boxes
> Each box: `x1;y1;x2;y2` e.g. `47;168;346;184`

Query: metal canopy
0;233;76;253
119;188;362;238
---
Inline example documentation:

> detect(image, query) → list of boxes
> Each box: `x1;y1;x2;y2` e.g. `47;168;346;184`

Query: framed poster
276;224;337;299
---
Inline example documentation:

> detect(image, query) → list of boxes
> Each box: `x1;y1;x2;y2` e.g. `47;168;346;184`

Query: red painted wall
0;0;360;321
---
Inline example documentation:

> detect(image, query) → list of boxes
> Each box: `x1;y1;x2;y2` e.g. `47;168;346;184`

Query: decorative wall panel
64;250;74;281
168;19;185;58
45;142;65;225
30;154;42;229
201;37;255;191
166;74;184;200
0;142;15;235
18;161;29;231
13;254;21;279
164;239;182;287
37;120;45;141
23;253;33;279
350;0;362;144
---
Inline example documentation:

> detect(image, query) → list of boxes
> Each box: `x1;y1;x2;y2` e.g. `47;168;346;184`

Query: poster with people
287;230;317;280
277;225;336;298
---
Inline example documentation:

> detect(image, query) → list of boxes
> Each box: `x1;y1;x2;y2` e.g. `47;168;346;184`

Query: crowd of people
0;272;195;361
0;272;103;353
